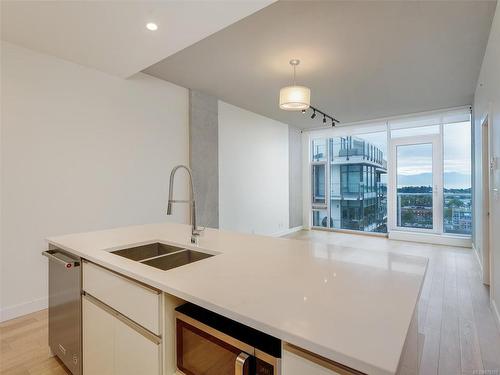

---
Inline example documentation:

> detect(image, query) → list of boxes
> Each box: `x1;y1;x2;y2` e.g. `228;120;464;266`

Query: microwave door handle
235;352;250;375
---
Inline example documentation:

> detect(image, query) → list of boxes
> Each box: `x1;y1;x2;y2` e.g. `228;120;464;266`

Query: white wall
218;101;289;236
473;4;500;328
0;42;190;321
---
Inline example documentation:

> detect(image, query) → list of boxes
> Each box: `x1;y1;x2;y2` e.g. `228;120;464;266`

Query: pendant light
279;59;311;111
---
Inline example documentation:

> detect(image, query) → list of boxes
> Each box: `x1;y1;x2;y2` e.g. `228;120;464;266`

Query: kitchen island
47;222;427;375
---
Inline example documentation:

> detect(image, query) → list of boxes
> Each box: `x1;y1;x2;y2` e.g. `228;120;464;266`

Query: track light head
302;105;339;126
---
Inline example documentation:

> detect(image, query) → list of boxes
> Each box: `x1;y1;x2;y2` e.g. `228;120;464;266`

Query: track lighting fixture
304;105;339;127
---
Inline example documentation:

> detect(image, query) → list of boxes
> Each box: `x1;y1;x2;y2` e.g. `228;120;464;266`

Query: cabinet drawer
83;261;160;334
283;343;364;375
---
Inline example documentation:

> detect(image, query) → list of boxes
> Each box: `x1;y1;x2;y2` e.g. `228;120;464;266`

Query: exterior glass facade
311;134;388;233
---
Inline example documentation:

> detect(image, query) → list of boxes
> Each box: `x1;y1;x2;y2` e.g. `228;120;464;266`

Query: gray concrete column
289;126;303;228
189;90;219;228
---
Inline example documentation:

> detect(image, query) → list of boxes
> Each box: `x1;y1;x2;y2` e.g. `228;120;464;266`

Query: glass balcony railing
329;137;387;170
338;148;365;157
396;190;472;233
331;149;387;169
329;182;388;199
376;182;387;196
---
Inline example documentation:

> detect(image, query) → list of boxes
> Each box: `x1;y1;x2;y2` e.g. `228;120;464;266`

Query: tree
402;211;415;225
446;198;464;208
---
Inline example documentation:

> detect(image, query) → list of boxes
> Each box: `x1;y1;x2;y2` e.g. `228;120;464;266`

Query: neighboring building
445;191;472;234
312;136;387;232
451;207;472;232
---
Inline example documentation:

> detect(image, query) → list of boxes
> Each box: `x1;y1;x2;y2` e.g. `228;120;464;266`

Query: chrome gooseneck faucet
167;165;203;244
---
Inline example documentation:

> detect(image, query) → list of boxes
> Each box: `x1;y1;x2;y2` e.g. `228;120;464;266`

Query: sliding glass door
390;135;442;233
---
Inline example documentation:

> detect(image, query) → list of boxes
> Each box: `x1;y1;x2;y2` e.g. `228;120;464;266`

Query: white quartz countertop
47;222;427;375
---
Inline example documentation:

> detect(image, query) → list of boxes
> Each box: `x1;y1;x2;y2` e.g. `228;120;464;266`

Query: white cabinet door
83;295;161;375
114;317;160;375
83;296;114;375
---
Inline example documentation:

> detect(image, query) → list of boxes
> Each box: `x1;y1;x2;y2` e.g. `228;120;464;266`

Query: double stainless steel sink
111;243;213;271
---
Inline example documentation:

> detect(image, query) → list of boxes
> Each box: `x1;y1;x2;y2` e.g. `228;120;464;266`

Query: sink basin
111;243;214;271
142;250;213;271
112;243;183;261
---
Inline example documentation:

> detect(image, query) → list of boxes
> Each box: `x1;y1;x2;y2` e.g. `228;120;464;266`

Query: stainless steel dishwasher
42;248;81;375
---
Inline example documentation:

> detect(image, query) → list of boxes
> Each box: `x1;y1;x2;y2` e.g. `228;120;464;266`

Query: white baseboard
272;226;304;237
388;231;472;248
491;298;500;334
0;296;48;323
472;243;484;274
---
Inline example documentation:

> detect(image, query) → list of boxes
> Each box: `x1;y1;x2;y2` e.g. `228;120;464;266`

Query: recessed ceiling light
146;22;158;31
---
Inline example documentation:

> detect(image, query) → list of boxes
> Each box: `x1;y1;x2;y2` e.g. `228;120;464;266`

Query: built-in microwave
176;303;281;375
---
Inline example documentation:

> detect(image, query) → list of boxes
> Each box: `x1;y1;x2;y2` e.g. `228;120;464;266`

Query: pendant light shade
279;85;311;110
279;59;311;111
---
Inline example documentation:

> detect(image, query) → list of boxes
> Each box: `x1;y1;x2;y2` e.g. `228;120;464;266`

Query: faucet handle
190;229;204;245
193;226;205;235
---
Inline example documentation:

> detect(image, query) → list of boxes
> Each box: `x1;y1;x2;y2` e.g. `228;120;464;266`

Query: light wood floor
1;230;499;375
286;230;500;375
0;309;70;375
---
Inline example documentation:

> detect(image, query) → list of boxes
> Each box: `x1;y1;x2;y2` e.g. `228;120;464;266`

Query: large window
309;107;472;238
311;131;388;233
443;121;472;235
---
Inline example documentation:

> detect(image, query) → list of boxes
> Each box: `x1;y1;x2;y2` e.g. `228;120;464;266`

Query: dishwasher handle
42;250;80;269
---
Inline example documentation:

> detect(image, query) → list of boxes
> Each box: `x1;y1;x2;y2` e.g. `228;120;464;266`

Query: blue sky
357;122;471;189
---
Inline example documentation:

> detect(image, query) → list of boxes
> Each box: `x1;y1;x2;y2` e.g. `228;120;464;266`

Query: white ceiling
0;0;274;78
144;1;497;128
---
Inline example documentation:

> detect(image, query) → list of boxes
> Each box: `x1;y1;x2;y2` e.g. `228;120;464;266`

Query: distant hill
398;172;471;189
